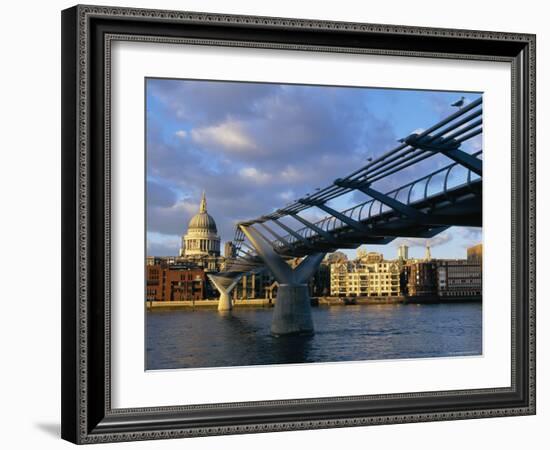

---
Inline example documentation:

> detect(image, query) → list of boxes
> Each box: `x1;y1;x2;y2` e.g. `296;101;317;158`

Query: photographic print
145;79;483;371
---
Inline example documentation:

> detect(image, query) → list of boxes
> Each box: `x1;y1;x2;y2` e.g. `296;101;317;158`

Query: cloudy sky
146;78;482;260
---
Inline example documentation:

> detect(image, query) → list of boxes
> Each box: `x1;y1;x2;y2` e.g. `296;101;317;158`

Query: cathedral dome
181;191;221;259
187;192;217;233
188;211;217;233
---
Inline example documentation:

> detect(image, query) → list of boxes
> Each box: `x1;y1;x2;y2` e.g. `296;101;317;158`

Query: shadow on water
217;310;261;333
218;309;314;365
269;333;314;364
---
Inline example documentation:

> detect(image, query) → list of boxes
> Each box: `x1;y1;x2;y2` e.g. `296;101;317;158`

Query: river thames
146;303;481;370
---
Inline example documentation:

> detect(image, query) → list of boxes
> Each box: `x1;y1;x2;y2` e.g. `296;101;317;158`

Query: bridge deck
273;178;481;257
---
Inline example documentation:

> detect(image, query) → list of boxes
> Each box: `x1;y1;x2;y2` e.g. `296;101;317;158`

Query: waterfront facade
437;259;482;298
330;252;401;297
403;254;482;300
404;261;438;297
146;264;206;302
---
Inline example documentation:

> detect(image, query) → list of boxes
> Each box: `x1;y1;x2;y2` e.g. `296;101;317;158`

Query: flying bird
367;157;373;162
451;96;466;108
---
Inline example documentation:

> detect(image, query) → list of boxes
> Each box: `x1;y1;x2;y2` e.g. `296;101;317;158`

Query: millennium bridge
208;97;483;336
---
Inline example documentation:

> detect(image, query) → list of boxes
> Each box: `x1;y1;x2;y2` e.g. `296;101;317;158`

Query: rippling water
146;303;482;370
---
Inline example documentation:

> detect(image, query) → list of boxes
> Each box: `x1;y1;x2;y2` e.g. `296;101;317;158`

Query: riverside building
146;264;206;302
436;259;482;299
403;244;483;300
330;252;401;297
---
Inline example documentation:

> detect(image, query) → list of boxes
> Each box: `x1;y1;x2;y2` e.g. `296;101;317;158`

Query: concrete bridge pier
207;273;243;311
240;225;325;337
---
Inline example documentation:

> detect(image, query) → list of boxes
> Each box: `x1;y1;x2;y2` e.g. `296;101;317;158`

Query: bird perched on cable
397;133;420;144
451;96;466;108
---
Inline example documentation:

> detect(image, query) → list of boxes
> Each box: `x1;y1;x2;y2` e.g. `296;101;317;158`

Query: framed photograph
61;4;536;444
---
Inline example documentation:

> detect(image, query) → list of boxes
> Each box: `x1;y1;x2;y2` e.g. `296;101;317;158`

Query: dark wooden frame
61;4;536;444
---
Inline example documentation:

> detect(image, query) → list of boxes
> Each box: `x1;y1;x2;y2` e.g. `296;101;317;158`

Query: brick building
146;264;206;302
404;261;438;298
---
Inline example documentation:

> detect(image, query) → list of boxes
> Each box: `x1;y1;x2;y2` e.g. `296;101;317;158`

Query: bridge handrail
271;150;482;249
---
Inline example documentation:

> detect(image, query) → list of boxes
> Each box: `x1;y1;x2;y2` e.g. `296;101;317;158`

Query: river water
146;303;482;370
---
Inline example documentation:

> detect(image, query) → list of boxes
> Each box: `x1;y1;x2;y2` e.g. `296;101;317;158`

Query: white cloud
175;130;187;139
278;190;295;201
239;166;271;184
191;120;257;153
280;165;302;183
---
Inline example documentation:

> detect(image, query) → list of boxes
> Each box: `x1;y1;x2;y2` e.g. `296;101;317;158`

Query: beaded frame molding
61;4;536;444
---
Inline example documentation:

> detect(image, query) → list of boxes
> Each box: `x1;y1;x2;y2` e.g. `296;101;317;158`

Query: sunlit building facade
467;243;483;265
330;253;401;297
436;259;482;298
146;264;206;302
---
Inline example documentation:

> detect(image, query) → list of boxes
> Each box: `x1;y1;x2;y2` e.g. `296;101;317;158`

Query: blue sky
146;78;482;260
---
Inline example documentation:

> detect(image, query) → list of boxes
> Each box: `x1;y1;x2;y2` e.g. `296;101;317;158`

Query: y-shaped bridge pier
207;273;243;311
240;225;324;336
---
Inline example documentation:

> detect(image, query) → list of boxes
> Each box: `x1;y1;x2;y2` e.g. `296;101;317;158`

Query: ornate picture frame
61;4;536;444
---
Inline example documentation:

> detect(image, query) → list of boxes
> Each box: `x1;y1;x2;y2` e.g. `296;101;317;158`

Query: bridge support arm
406;137;482;176
289;213;338;244
335;179;428;222
437;148;482;176
208;273;243;311
239;225;293;282
272;218;314;249
358;185;428;220
240;225;325;336
300;199;371;234
258;222;295;249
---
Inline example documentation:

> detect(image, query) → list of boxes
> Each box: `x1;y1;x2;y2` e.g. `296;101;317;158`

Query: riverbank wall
146;299;274;310
315;296;405;306
146;295;481;310
403;295;482;304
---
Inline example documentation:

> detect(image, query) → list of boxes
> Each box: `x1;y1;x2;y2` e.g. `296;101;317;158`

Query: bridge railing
271;150;482;251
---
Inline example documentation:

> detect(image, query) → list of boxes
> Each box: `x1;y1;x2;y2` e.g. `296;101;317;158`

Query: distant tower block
224;241;235;259
398;244;409;260
425;244;432;260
